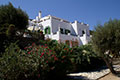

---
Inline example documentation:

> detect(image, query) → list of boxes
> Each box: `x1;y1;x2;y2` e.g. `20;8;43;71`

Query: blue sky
0;0;120;30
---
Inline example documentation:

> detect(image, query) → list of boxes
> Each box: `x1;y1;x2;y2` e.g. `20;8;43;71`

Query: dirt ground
98;73;120;80
99;60;120;80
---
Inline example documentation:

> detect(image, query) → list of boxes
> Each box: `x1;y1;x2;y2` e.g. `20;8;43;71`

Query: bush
0;2;28;30
0;2;28;54
71;44;105;72
24;43;58;79
24;42;73;80
0;40;73;80
0;43;40;80
47;42;74;79
0;39;105;80
74;57;105;72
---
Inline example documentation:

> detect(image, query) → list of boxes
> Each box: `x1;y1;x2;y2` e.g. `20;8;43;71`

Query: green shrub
0;41;73;80
0;39;105;80
0;43;40;80
48;43;73;79
71;44;105;72
24;42;73;80
37;40;104;73
24;43;57;78
71;44;96;64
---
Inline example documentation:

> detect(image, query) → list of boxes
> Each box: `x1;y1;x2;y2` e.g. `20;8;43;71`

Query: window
82;30;85;34
65;29;70;35
44;26;51;34
60;28;64;34
80;30;85;36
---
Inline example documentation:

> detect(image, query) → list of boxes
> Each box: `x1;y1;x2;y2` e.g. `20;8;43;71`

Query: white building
27;11;91;47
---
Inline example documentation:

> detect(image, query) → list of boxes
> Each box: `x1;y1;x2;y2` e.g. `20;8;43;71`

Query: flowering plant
24;42;74;79
24;43;59;79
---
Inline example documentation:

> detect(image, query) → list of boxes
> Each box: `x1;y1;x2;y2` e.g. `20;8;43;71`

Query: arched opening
45;26;51;34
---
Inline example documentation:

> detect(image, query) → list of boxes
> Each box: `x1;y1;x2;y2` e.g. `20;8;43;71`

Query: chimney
36;16;39;21
38;11;42;19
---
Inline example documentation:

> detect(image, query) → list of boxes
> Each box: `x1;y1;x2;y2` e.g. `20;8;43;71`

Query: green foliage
0;38;105;79
39;40;102;72
0;2;29;53
24;42;73;79
0;23;9;35
0;43;40;80
6;24;15;37
38;40;103;72
42;40;74;75
0;41;72;80
70;44;104;72
24;43;58;80
90;30;94;35
71;44;97;64
92;19;120;58
47;41;74;79
91;19;120;73
0;2;28;30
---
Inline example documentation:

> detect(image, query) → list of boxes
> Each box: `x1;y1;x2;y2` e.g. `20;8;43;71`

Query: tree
6;24;15;37
0;2;28;31
0;2;29;53
90;30;94;35
91;19;120;74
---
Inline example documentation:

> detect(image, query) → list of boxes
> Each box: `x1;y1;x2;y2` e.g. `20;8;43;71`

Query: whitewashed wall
27;13;91;46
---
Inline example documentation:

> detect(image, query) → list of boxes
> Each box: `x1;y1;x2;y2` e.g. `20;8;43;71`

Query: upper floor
28;11;90;38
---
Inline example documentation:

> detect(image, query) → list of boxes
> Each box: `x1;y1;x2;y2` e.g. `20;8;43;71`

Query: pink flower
54;56;58;61
40;53;44;57
36;48;38;51
46;61;48;63
28;46;32;48
49;50;52;52
28;51;31;54
32;43;35;46
24;47;27;50
41;53;44;55
52;55;55;57
44;46;48;48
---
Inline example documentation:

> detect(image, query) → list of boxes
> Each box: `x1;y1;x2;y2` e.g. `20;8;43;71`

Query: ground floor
44;31;90;47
